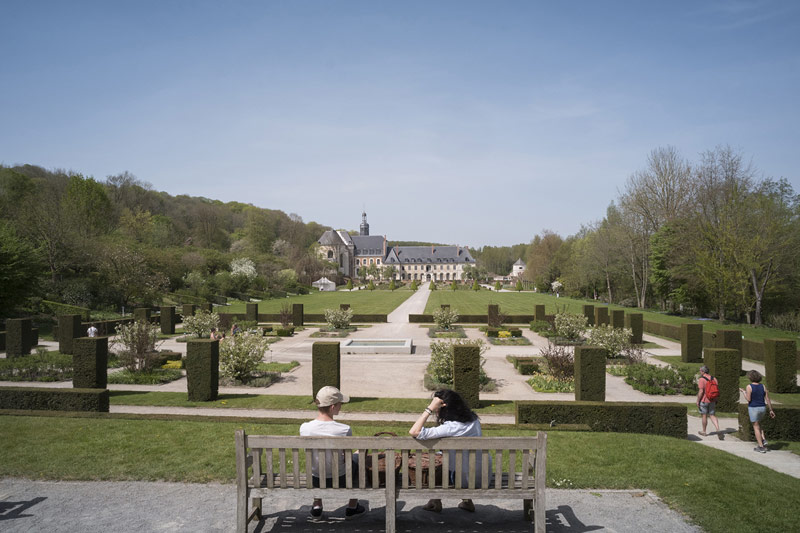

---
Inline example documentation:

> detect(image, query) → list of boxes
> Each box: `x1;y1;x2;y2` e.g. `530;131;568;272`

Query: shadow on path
0;497;47;521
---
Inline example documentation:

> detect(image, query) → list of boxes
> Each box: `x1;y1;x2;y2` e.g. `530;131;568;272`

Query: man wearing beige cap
299;386;365;519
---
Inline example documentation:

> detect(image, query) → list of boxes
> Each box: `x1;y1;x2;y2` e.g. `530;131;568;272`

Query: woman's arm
765;388;776;418
742;384;752;402
409;397;444;438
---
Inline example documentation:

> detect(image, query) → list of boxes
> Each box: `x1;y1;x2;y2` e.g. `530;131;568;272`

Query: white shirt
87;326;98;338
417;418;492;488
299;419;352;478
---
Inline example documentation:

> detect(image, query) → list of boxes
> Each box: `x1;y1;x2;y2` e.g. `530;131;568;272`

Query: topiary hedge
276;327;295;336
453;344;480;408
681;323;703;363
73;337;108;389
738;404;800;442
610;310;625;329
5;318;33;358
312;342;340;399
582;305;595;326
704;348;740;412
160;306;176;335
0;386;109;412
185;339;219;401
625;313;643;344
574;346;606;401
764;339;797;393
535;304;546;322
292;304;304;327
516;401;687;438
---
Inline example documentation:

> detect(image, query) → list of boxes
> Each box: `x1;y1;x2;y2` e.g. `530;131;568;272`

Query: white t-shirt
299;419;352;478
417;418;492;488
87;326;98;337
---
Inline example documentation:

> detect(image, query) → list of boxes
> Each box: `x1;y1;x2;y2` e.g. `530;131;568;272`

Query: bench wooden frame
235;430;546;532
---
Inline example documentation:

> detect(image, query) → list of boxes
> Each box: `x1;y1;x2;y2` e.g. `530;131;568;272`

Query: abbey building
317;213;476;282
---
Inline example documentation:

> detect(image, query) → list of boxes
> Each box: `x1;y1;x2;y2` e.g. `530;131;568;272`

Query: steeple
360;211;369;236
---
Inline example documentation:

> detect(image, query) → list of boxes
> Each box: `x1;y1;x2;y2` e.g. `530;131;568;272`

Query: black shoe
345;504;366;519
310;505;323;517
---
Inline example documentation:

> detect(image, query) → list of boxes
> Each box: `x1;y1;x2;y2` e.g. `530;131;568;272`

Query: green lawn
225;290;412;315
425;292;800;343
1;414;798;533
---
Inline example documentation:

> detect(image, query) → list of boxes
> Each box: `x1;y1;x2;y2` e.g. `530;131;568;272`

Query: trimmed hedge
507;355;540;375
73;337;108;389
58;315;83;355
292;304;304;327
41;300;90;321
716;329;742;354
276;327;295;337
185;339;219;402
5;318;33;358
0;331;4;351
409;314;534;324
582;305;595;326
535;304;546;322
339;304;350;310
610;310;625;329
625;313;643;344
681;323;703;363
453;344;480;408
160;306;176;335
134;308;151;323
764;339;797;393
574;346;606;401
0;386;109;412
738;404;800;442
81;318;133;337
643;320;681;341
259;313;388;323
594;307;609;327
312;342;340;399
200;303;214;313
182;304;197;319
488;305;499;326
246;303;258;323
704;348;740;412
515;401;687;438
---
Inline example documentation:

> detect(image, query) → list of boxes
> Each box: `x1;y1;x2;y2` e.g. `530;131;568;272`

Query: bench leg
251;497;262;521
523;498;533;522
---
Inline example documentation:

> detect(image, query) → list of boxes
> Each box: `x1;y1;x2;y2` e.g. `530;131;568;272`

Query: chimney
431;245;434;254
383;235;387;256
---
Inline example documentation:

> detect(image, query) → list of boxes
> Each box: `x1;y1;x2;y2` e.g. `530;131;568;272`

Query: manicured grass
425;292;800;343
107;391;516;414
1;414;798;533
225;290;412;315
256;361;299;372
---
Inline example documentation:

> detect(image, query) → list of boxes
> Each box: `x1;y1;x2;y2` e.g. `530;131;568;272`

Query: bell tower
360;211;369;236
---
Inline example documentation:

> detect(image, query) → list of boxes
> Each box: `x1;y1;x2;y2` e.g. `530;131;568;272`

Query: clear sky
2;1;798;247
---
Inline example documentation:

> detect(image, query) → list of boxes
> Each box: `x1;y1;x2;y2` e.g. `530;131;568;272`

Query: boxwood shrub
738;404;800;442
0;386;109;412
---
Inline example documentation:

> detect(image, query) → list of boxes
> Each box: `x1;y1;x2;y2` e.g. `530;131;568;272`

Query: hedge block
276;327;295;336
292;304;304;327
582;305;595;326
186;339;219;401
339;304;350;310
5;318;33;357
73;337;108;389
716;329;743;354
453;344;480;408
515;401;687;438
160;306;176;335
487;305;499;326
764;339;797;393
182;304;197;319
610;310;625;329
704;348;740;412
574;346;606;401
535;305;545;322
312;342;341;399
681;323;703;363
0;331;5;351
625;314;643;344
738;405;800;442
32;327;39;347
246;303;259;323
0;387;109;412
593;307;609;327
134;308;151;323
200;303;213;313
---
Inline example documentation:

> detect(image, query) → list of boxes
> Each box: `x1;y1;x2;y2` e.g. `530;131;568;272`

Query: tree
388;279;396;291
515;280;523;292
99;245;169;308
494;281;502;291
525;230;563;290
62;174;113;238
0;221;43;310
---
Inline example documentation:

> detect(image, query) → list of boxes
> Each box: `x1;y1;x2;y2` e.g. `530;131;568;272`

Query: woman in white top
409;389;490;513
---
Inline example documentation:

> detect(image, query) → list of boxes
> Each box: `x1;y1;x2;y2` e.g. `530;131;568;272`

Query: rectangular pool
341;339;413;354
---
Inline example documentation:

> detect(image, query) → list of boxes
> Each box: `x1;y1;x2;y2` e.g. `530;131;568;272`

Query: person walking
87;324;98;338
409;389;491;513
299;386;365;519
740;370;776;453
696;366;721;437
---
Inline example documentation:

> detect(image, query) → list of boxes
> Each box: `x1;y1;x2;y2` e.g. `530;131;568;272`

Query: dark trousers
312;462;360;488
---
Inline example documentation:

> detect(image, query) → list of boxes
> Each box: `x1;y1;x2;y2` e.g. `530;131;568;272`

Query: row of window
355;258;381;266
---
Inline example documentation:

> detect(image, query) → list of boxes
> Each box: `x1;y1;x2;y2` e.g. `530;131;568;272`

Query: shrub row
643;320;681;340
276;327;295;336
256;313;388;323
40;300;91;321
738;405;800;442
506;355;541;375
515;401;687;438
487;327;523;337
409;314;536;324
0;386;109;412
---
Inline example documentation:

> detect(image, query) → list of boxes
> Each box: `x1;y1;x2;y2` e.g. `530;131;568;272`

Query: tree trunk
751;262;772;327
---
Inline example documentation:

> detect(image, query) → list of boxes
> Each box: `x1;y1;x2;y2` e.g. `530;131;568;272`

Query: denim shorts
698;402;716;415
749;406;767;423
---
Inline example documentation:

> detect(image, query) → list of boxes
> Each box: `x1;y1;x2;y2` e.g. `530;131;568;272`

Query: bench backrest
235;431;546;492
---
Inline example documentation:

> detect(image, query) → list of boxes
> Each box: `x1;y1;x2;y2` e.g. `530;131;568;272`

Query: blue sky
2;1;798;247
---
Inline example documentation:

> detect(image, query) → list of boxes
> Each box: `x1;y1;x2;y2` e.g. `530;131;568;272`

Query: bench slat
441;450;449;488
494;449;502;489
246;435;540;450
279;449;287;489
266;449;274;488
292;449;299;489
358;449;366;489
401;450;409;489
304;448;312;488
508;450;516;489
481;450;489;489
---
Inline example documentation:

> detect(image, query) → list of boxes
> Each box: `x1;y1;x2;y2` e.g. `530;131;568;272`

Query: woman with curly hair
409;388;491;513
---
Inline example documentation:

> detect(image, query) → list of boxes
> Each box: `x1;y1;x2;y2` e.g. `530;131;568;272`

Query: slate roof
318;230;343;246
351;235;385;256
386;246;475;264
514;259;525;266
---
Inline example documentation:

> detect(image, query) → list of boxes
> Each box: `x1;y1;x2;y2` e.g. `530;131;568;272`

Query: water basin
341;339;413;354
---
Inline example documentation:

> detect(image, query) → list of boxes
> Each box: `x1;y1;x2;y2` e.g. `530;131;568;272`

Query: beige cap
316;386;350;407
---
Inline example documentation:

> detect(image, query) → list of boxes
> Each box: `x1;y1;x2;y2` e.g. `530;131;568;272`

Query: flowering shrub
551;280;563;294
182;310;220;338
527;372;575;393
426;338;489;387
498;330;511;338
433;307;459;330
230;257;257;281
539;342;574;381
622;363;698;395
114;320;162;371
324;308;353;329
219;334;270;383
588;325;632;358
553;313;588;341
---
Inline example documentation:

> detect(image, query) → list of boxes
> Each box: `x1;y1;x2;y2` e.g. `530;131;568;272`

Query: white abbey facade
317;212;476;282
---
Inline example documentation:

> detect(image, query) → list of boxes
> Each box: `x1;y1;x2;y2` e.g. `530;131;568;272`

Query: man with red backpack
697;365;721;437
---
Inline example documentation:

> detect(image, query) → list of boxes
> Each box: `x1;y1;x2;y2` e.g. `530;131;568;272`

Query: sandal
423;499;442;513
458;500;475;512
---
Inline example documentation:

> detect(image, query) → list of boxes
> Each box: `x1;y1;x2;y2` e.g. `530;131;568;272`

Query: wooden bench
235;430;546;532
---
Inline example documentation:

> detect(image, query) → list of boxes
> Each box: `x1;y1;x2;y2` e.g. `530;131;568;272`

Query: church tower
360;211;370;236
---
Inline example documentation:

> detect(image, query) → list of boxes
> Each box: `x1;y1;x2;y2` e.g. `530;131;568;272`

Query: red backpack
702;375;720;402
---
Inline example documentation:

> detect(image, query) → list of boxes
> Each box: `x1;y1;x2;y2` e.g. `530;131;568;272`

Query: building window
327;250;333;259
377;259;381;265
356;259;360;266
370;259;374;265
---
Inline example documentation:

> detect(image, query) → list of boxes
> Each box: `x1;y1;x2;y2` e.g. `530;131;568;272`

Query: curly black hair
434;389;478;424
